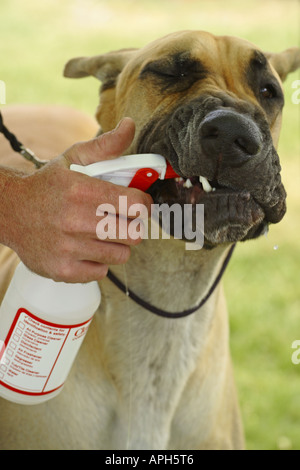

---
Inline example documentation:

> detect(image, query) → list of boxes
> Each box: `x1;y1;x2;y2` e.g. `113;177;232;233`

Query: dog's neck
105;238;230;313
94;237;232;449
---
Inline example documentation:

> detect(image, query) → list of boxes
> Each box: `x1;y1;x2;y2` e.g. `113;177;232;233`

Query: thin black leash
0;111;47;169
107;243;236;319
0;110;236;319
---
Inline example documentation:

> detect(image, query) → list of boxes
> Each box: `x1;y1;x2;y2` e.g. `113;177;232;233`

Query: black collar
107;243;236;319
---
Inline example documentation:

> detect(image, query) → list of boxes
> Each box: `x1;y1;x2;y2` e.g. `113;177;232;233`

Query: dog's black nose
200;109;263;166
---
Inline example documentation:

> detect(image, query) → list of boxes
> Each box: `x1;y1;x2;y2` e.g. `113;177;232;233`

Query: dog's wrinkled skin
0;31;299;450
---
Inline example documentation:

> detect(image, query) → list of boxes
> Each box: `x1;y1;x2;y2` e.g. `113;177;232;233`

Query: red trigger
165;161;179;179
128;168;160;191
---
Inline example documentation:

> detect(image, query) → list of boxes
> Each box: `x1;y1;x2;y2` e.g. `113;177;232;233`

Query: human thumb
63;117;136;167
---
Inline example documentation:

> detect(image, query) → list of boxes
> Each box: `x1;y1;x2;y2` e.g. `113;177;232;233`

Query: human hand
4;118;152;282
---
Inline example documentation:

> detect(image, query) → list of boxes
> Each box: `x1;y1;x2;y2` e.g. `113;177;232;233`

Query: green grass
0;0;299;450
225;239;300;449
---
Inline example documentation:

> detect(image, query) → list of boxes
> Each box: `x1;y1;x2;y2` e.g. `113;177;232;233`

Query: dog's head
64;31;300;246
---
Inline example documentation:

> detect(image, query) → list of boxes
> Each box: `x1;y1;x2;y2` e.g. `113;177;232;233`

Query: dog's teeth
175;177;184;182
199;176;213;193
183;178;193;188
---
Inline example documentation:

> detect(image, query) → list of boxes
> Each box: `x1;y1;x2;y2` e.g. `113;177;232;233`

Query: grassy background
0;0;299;450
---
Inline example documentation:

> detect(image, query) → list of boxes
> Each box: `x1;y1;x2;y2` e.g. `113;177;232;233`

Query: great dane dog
0;31;299;450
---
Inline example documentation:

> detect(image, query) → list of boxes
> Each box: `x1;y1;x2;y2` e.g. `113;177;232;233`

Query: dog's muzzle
137;97;287;246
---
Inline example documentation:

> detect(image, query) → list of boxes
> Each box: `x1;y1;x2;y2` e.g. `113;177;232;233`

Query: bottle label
0;308;92;396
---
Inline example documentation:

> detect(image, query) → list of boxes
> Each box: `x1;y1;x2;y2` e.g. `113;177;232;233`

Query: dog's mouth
147;172;270;245
149;173;219;205
165;174;217;202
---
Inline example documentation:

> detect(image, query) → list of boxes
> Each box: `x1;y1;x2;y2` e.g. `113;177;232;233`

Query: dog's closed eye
139;52;207;89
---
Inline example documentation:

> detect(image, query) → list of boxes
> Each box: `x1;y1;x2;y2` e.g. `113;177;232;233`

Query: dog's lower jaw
98;239;244;449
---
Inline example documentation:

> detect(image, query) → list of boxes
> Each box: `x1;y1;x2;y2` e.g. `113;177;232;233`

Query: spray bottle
0;154;177;405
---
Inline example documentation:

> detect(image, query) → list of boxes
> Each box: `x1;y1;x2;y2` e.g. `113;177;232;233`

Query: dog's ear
266;47;300;82
63;48;138;83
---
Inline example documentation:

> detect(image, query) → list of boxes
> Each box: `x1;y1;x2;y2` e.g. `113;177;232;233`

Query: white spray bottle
0;154;176;405
0;266;101;405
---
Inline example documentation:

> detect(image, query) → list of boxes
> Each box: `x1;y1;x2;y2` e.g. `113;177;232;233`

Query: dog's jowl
0;31;299;450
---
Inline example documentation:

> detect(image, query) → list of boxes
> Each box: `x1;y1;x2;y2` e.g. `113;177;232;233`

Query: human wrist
0;167;26;249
